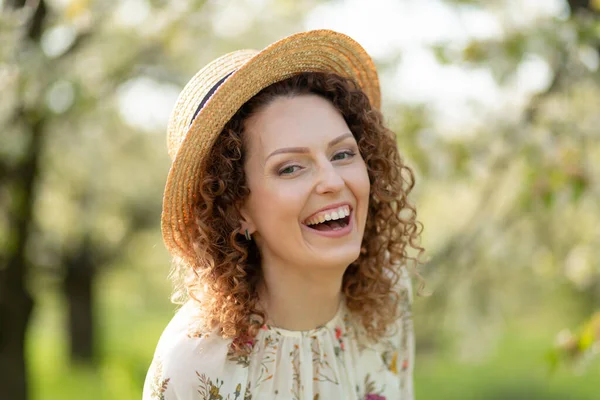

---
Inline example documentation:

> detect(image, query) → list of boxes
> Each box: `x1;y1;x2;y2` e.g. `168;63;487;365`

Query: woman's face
240;94;370;272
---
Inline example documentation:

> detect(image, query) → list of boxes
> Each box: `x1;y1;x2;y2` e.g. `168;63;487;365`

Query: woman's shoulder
153;301;229;357
143;301;240;399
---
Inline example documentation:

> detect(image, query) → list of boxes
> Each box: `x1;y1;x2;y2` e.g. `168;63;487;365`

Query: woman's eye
332;150;356;161
278;165;302;176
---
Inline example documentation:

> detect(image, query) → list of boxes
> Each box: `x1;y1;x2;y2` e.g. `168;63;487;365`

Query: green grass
415;329;600;400
27;291;159;400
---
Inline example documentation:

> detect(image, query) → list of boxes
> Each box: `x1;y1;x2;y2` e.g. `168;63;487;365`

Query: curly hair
170;72;424;355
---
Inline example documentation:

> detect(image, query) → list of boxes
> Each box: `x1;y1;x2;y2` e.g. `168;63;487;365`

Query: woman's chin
308;245;362;270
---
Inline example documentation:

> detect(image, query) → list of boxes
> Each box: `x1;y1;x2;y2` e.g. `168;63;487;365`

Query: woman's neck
258;262;344;331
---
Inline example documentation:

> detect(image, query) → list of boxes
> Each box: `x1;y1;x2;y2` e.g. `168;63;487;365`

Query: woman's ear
238;203;256;235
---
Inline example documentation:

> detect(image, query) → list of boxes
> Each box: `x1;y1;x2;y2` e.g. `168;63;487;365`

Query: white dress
143;273;414;400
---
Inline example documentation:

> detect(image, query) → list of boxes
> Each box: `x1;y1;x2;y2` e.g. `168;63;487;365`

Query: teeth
305;205;352;226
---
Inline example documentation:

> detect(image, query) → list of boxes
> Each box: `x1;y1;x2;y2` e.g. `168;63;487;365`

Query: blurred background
1;0;599;399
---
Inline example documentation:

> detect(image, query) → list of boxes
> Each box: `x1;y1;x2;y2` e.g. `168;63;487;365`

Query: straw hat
162;29;381;265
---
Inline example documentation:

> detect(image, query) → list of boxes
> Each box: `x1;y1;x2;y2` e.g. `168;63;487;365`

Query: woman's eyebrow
265;132;354;161
327;132;354;148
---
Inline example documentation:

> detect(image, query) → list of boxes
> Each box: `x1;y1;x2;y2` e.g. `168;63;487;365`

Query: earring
244;229;251;241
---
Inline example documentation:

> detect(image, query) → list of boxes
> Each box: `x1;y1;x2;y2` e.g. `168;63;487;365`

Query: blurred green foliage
1;0;599;399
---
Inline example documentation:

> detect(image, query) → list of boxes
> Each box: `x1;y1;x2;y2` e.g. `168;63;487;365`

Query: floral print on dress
253;330;281;389
227;335;255;367
289;332;341;400
310;334;339;385
364;395;387;400
362;373;387;400
290;343;303;399
147;357;170;400
334;326;346;357
243;382;252;400
197;373;246;400
381;350;398;375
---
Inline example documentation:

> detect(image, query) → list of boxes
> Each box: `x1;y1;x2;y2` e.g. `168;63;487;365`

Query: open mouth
303;206;352;232
309;215;350;231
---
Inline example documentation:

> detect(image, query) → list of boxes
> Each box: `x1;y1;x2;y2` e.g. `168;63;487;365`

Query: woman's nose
315;162;345;194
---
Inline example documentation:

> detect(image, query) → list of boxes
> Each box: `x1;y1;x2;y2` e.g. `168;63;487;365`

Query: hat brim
162;29;381;264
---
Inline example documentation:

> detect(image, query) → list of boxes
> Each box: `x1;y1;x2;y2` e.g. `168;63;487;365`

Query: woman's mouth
303;205;352;232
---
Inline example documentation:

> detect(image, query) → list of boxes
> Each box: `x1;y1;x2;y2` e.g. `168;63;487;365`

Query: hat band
190;71;235;125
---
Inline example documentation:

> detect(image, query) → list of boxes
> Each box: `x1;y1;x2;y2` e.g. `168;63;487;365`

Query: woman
144;30;424;400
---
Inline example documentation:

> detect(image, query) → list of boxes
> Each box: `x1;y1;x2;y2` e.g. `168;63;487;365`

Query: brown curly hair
170;72;424;355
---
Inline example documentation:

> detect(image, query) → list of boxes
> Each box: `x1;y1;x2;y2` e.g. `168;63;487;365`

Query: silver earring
244;229;251;241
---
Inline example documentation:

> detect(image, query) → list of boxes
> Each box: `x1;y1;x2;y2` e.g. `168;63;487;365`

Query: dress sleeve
143;353;176;400
142;302;249;400
396;267;415;400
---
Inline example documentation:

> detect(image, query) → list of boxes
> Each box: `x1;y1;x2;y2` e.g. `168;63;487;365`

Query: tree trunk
63;236;97;363
0;2;47;398
0;273;34;400
0;115;44;400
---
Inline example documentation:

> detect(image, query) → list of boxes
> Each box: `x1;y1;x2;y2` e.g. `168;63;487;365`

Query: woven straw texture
162;29;381;265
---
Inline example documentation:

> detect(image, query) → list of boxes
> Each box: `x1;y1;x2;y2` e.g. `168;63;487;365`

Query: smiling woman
240;93;372;286
143;30;424;400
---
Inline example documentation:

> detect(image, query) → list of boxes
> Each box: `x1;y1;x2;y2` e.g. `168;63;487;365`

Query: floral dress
143;272;414;400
